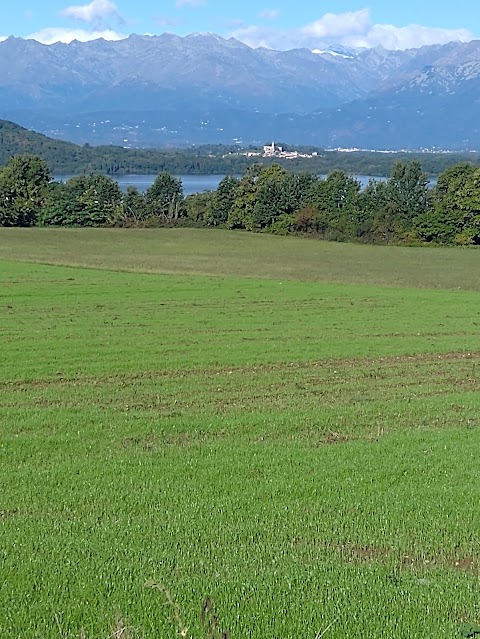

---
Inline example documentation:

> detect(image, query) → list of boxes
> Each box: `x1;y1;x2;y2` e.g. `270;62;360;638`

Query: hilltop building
263;142;283;156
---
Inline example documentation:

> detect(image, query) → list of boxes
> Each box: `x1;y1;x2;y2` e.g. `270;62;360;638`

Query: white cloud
21;0;127;45
26;27;127;44
230;8;475;51
61;0;124;26
230;25;279;49
259;9;279;20
0;36;8;42
344;23;473;50
301;9;371;40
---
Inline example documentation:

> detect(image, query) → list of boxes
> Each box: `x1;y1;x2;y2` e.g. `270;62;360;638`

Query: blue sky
1;0;478;50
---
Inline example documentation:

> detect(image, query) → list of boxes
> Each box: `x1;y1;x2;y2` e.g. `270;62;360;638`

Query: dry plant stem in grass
314;617;339;638
145;581;190;638
111;612;138;639
144;582;229;639
200;597;229;639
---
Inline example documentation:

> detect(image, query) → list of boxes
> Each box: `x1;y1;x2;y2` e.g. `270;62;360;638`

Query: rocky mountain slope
1;34;480;149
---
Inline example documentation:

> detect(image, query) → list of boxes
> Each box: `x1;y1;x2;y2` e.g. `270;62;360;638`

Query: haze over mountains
1;33;479;150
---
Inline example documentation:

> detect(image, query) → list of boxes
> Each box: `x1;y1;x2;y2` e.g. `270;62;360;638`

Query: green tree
0;155;50;226
210;176;239;226
145;172;184;222
121;186;149;224
184;191;216;224
284;172;319;211
385;160;430;225
449;167;480;244
418;163;478;243
227;164;263;230
41;174;122;226
252;164;289;228
307;170;361;238
39;182;72;226
357;179;391;241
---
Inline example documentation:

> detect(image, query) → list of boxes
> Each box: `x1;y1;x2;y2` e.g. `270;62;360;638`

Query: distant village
241;142;319;160
229;142;461;159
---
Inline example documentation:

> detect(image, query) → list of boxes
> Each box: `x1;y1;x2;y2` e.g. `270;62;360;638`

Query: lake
53;173;437;195
53;174;232;196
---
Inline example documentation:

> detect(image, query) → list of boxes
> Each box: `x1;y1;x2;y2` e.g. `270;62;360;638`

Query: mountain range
1;33;480;149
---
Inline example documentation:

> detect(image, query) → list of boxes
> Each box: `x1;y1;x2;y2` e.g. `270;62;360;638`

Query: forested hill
1;118;480;177
0;119;81;169
0;119;253;175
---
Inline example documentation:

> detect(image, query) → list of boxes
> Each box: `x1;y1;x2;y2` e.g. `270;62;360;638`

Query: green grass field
2;227;480;289
1;229;480;638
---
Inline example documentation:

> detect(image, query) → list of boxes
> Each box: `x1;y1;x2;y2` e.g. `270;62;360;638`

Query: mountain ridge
1;34;480;149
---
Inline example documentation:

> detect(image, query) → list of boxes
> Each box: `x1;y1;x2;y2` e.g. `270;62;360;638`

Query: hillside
1;118;479;177
0;119;84;168
0;119;253;175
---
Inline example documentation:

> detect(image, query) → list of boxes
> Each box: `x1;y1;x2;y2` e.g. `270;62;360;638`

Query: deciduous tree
145;172;184;222
0;155;50;226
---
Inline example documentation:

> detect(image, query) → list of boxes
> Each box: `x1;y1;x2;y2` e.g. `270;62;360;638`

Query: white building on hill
263;142;283;156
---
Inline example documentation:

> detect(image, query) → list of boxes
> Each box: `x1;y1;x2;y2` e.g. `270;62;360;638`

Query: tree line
1;154;480;245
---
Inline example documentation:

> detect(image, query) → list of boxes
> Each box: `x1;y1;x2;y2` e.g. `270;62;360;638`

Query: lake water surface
53;173;437;195
53;174;231;195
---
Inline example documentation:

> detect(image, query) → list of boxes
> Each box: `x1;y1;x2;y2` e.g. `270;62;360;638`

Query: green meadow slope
1;230;480;638
1;227;480;289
